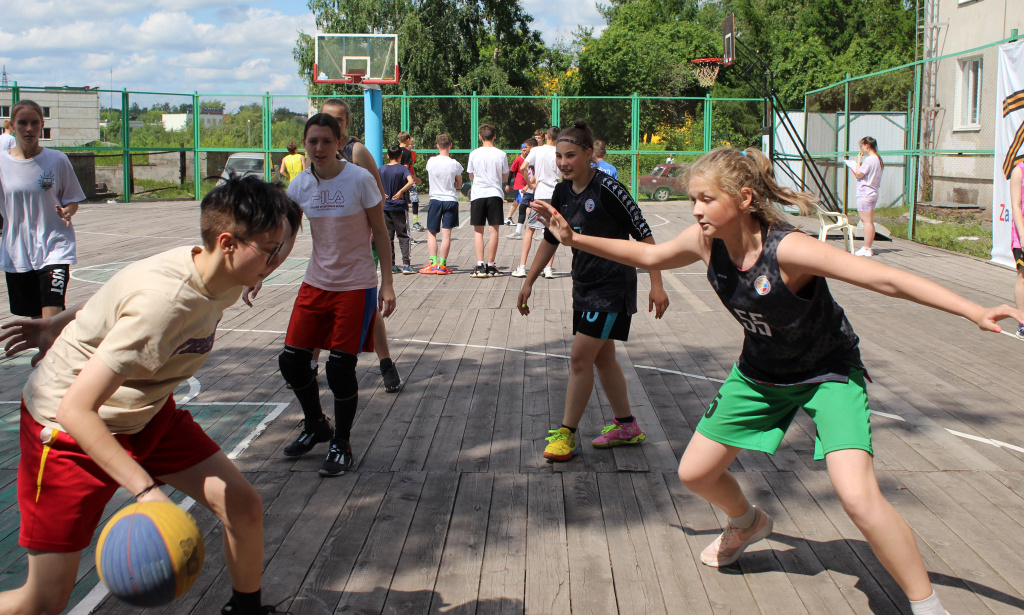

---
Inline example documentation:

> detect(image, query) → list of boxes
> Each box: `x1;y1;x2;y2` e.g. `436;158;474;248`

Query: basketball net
691;59;722;88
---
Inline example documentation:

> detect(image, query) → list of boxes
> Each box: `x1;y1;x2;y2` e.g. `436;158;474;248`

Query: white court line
75;231;196;241
650;214;671;227
68;397;291;615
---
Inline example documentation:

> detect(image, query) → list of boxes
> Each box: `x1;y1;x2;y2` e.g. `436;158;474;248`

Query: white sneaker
854;247;873;257
511;265;527;278
542;267;555;279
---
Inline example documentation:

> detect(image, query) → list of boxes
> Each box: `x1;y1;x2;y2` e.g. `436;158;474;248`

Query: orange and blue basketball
95;501;206;607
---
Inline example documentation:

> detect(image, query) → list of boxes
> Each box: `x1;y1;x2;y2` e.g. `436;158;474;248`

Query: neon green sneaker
543;427;579;462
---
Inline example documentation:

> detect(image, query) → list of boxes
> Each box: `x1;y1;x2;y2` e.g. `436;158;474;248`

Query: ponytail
860;136;883;171
685;147;818;229
557;119;595;151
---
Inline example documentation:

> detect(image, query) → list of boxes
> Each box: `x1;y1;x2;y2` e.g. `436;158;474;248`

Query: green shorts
696;364;873;460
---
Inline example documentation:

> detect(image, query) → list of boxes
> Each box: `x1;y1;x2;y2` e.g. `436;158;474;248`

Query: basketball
95;501;206;607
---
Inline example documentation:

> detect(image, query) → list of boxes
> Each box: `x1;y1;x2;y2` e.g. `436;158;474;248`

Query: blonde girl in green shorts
534;146;1024;615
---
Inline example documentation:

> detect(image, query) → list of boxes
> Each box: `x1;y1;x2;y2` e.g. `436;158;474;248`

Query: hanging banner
992;39;1024;267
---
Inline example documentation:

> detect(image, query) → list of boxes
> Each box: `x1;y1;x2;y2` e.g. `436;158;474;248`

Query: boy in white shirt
524;126;561;279
421;134;464;274
466;124;509;277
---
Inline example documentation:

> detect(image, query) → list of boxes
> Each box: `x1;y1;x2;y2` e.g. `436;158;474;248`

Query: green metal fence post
842;73;850;215
10;82;18;105
704;93;712;153
122;89;131;203
552;93;560;129
400;91;410;133
193;92;201;200
263;92;271;181
470;92;479;148
909;64;922;239
631;92;639;198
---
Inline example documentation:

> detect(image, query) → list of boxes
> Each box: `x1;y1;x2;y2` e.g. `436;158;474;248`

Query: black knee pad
518;201;529;223
326;351;359;400
279;346;315;389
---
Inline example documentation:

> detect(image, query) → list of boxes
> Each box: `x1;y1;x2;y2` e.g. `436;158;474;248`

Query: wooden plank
525;474;570;613
288;472;394;615
336;472;427;614
431;472;494;613
476;473;528;614
561;473;616;612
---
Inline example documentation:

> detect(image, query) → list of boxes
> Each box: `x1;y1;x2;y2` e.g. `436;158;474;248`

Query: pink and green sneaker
591;417;646;448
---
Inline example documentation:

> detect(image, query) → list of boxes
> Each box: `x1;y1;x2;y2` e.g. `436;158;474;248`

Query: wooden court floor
1;200;1023;614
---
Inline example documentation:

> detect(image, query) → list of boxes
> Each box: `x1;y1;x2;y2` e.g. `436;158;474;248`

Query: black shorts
572;310;632;341
1014;248;1024;270
6;264;70;317
470;197;504;226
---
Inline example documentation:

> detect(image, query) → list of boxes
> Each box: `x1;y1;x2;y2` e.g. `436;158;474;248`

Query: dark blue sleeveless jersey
708;226;862;385
544;171;653;313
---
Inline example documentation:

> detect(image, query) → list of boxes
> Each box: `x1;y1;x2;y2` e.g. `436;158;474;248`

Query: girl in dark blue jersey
535;146;1024;615
517;119;670;463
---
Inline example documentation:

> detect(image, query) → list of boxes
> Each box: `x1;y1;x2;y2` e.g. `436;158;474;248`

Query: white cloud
522;0;606;45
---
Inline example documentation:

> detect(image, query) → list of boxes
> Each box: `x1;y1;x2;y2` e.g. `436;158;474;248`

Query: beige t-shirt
23;246;241;434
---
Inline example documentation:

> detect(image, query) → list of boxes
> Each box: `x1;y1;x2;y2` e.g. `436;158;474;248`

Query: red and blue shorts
18;396;220;552
284;283;377;354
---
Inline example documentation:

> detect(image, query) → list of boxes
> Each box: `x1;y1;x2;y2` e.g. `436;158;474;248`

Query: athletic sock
617;415;635;423
561;424;577;434
334;393;358;443
413;215;419;223
229;589;261;614
515;223;524;233
429;256;437;265
477;261;485;267
729;504;757;529
487;262;496;267
439;257;447;266
291;381;323;425
909;591;944;615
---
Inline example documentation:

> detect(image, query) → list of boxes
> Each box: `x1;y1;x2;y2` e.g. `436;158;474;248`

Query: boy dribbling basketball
0;175;301;615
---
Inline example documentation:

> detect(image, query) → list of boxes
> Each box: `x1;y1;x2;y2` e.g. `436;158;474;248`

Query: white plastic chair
815;205;856;254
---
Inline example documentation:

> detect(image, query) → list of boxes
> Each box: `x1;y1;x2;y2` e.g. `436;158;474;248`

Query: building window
41;128;52;140
956;57;983;129
0;106;8;117
42;107;51;119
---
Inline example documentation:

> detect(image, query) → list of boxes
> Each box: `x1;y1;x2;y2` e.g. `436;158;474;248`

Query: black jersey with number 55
708;226;862;385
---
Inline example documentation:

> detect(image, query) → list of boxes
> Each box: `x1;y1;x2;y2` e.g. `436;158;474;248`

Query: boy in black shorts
466;124;509;277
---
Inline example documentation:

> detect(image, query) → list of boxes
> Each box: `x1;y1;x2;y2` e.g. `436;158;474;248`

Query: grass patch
849;205;992;260
131;178;216;201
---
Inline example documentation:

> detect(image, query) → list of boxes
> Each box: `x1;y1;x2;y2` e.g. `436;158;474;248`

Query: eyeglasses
234;235;285;265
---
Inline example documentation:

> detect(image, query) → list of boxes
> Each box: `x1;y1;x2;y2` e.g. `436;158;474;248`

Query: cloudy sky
0;0;604;103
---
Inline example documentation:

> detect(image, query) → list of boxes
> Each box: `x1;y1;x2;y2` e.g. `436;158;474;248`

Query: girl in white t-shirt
278;113;396;477
852;136;883;257
0;100;85;318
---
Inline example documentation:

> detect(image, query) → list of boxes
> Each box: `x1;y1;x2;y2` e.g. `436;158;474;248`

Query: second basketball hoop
691;58;724;88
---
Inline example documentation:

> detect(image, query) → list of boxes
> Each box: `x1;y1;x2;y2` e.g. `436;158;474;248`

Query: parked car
219;152;270;184
638;163;687;201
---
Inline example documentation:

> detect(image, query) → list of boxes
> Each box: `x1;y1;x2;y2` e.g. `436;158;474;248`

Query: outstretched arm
777;231;1024;332
533;200;706;271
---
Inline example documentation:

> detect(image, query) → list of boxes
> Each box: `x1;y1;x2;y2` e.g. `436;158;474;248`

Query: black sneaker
470;264;488;278
319;441;354;476
381;361;403;392
486;264;503;277
282;417;333;458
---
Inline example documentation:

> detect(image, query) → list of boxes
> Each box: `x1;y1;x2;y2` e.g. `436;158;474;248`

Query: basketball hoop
691;58;723;88
344;73;363;85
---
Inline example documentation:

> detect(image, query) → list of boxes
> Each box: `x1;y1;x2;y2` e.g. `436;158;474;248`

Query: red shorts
284;283;377;354
18;397;221;552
